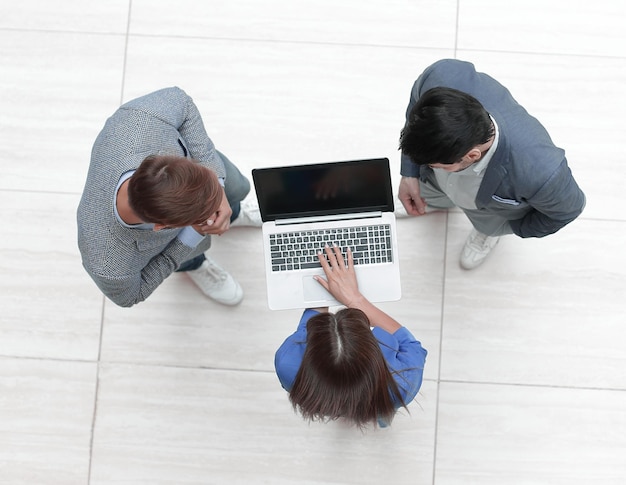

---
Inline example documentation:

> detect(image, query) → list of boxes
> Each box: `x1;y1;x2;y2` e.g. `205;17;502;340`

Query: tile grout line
436;378;626;393
118;0;133;106
432;5;462;483
453;0;461;59
87;4;133;482
432;209;451;485
87;293;106;485
2;27;623;63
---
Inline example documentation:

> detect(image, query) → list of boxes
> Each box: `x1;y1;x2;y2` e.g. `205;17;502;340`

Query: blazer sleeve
509;160;586;238
400;76;425;179
84;232;203;308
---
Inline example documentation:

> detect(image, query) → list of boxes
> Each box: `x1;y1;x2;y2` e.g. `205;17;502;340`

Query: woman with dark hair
275;244;427;428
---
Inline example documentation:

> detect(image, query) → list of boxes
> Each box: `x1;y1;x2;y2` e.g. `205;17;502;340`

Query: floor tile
0;30;127;193
435;381;626;484
440;213;626;389
91;363;436;484
458;0;626;57
383;213;448;380
0;357;96;484
130;0;458;49
0;0;129;33
0;192;102;361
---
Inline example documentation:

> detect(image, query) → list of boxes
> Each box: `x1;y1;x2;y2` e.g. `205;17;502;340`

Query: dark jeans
176;151;250;272
176;254;207;272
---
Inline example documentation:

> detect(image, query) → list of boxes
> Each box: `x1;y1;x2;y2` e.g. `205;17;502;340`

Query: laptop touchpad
302;275;332;302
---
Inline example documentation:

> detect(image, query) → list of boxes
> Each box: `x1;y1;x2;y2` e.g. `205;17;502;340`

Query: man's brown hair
128;155;222;227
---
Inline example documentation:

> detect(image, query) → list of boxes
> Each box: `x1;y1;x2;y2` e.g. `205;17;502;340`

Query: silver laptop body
252;158;401;310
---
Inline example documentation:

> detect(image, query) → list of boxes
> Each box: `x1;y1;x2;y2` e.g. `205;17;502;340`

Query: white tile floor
1;1;625;483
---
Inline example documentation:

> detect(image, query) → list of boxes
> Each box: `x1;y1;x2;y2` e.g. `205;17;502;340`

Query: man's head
399;87;494;168
127;155;222;227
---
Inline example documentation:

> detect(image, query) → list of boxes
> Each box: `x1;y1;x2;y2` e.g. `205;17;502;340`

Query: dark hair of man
289;308;407;428
399;87;495;165
128;155;222;227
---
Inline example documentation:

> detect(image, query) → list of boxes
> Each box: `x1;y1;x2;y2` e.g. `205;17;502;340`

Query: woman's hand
314;244;402;333
314;244;363;307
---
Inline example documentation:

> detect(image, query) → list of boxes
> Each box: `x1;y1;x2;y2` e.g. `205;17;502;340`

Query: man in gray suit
398;59;585;269
77;87;260;307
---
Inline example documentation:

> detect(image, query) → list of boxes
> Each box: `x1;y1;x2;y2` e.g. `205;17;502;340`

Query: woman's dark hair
127;155;222;227
399;87;494;165
289;308;406;427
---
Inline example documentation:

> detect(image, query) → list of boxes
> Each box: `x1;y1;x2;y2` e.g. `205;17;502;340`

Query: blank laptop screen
253;158;394;222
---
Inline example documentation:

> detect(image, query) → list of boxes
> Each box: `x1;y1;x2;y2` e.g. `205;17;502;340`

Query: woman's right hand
314;245;363;307
315;244;402;333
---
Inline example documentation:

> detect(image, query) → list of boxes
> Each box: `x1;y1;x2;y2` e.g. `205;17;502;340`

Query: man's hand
398;176;427;216
192;188;233;236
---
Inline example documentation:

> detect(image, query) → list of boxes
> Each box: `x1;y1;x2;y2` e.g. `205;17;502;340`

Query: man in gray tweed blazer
77;87;260;307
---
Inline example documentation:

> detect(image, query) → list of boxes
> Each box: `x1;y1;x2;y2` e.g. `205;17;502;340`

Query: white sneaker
186;256;243;305
230;196;262;228
460;229;500;270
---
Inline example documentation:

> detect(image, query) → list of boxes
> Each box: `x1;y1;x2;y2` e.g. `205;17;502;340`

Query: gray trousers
420;178;513;237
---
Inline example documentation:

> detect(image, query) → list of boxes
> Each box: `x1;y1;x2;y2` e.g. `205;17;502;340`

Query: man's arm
398;75;428;214
88;235;202;307
510;161;586;238
399;77;424;179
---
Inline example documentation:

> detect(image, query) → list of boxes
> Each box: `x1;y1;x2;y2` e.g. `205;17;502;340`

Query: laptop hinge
275;211;382;226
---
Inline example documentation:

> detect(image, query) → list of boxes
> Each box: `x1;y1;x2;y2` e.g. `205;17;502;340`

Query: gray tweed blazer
77;87;224;307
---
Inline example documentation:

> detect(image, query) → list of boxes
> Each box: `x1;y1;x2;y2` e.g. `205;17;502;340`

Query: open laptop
252;158;401;310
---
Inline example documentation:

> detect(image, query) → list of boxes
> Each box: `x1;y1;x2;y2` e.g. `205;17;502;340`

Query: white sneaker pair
186;256;243;306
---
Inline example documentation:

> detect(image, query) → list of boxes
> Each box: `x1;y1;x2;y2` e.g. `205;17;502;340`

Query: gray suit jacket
400;59;586;238
77;87;224;307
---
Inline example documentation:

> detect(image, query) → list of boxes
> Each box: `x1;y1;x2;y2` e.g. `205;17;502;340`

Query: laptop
252;158;401;310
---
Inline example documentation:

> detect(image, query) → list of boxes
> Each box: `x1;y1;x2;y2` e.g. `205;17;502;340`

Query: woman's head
128;155;222;227
289;308;405;427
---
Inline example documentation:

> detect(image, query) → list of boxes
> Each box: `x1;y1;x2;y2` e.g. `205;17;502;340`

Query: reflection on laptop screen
253;158;393;221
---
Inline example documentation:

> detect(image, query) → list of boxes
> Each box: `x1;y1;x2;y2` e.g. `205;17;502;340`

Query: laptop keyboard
269;224;393;272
